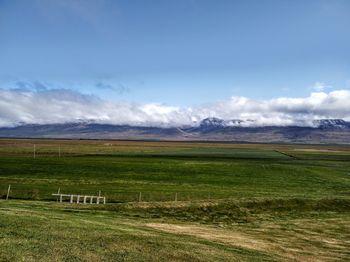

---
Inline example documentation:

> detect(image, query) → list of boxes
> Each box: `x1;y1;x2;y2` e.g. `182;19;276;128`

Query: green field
0;139;350;261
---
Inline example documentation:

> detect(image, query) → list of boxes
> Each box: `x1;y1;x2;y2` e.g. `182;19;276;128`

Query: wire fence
0;184;216;203
0;143;118;158
0;141;195;158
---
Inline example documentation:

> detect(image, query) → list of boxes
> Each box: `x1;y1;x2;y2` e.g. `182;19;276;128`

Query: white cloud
312;82;330;92
1;88;350;128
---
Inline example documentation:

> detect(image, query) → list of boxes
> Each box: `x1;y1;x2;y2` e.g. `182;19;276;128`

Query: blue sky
1;0;349;106
1;0;350;127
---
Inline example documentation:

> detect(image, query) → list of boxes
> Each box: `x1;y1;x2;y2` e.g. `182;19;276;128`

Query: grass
1;154;350;201
0;138;350;261
105;198;350;224
0;200;278;262
0;199;349;261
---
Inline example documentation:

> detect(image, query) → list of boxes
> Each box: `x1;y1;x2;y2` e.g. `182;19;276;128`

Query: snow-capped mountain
0;118;350;144
199;117;350;130
199;117;249;129
313;119;350;129
199;117;226;128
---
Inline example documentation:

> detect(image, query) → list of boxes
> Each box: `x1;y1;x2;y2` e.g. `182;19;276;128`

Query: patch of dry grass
145;214;350;262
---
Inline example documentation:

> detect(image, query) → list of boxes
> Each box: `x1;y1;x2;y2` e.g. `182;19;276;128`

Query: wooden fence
52;193;106;204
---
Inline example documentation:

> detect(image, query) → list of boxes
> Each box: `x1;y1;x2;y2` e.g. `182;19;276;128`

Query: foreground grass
0;199;349;261
0;200;277;262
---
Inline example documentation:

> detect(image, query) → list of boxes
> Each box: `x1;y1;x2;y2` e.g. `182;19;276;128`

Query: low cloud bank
1;88;350;127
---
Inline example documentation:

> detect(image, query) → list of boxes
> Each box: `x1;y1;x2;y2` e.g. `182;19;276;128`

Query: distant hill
1;118;350;144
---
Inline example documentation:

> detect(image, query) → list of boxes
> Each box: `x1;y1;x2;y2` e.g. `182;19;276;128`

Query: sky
0;0;350;127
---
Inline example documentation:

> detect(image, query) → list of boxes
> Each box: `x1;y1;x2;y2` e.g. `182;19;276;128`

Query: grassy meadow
0;139;349;261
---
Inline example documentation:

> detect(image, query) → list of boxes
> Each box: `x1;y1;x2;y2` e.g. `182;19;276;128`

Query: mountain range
1;118;350;144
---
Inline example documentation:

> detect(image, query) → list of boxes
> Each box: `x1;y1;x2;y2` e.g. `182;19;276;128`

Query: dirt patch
145;222;341;262
293;149;344;153
146;222;270;252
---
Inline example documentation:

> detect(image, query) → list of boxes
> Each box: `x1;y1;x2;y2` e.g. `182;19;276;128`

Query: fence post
56;187;60;202
97;191;101;204
138;192;142;202
6;184;11;200
33;144;36;159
